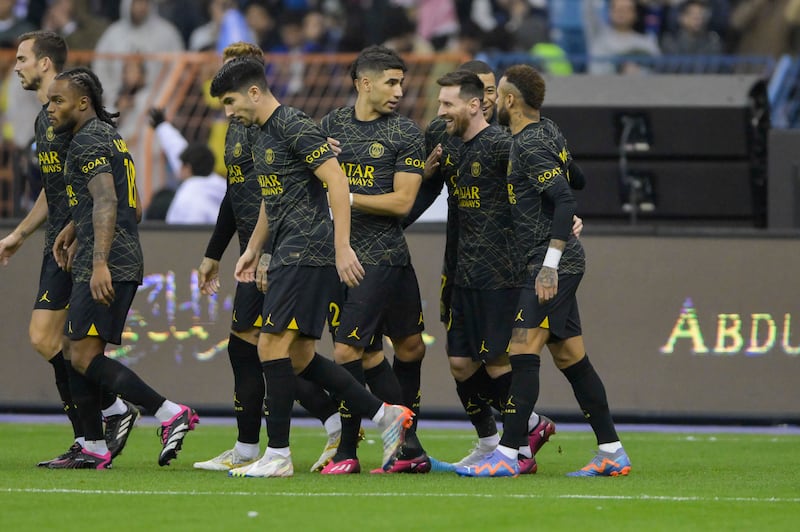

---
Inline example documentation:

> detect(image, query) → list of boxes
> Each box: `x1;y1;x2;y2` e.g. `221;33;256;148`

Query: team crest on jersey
471;162;481;177
234;142;242;157
265;148;275;164
369;142;384;158
46;126;55;141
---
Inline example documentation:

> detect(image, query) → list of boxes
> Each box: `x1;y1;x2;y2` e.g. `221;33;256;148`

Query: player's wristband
349;192;354;206
543;247;562;270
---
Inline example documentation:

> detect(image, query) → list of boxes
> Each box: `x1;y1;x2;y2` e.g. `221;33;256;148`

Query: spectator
190;0;231;51
165;144;226;225
244;1;281;52
0;0;36;48
394;0;460;50
148;107;225;224
381;6;434;54
190;0;254;51
40;0;109;51
661;0;723;55
155;0;207;46
115;57;147;121
728;0;800;57
584;0;662;74
302;9;339;52
505;0;551;52
91;0;185;111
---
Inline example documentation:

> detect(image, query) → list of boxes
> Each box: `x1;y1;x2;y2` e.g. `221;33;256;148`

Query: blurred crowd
0;0;796;218
0;0;798;60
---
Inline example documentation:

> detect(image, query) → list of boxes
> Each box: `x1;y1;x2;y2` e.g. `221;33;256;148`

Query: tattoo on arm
548;239;566;252
88;174;118;264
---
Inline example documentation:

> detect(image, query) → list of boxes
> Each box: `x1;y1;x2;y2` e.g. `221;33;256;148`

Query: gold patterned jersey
251;105;336;266
454;125;521;288
34;105;72;255
64;118;142;283
321;107;425;266
507;117;585;276
224;120;263;253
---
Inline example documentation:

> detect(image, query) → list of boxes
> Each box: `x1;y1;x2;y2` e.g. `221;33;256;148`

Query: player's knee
68;352;91;374
28;326;61;359
551;348;582;369
395;335;425;362
449;357;479;381
485;359;511;378
333;342;362;364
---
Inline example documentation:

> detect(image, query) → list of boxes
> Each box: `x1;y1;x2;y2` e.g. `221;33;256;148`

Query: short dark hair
349;45;406;81
18;31;68;72
210;56;268;98
437;70;484;103
458;60;493;76
180;143;216;176
503;64;545;110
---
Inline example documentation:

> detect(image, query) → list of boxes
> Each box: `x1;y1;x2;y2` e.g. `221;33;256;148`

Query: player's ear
470;96;481;114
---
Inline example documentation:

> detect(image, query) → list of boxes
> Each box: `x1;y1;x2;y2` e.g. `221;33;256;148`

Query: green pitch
1;422;798;531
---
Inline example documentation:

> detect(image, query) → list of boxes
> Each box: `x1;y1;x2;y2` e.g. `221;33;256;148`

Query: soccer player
457;64;631;477
209;56;413;478
46;67;198;469
192;42;343;473
404;61;558;471
0;31;137;468
318;45;430;474
432;69;558;474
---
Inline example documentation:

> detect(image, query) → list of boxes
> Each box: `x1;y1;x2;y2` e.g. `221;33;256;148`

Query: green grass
1;422;798;531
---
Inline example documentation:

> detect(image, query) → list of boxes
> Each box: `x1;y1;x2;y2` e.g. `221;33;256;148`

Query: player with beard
457;64;630;478
404;61;562;471
48;67;199;469
191;42;344;474
318;45;431;474
210;56;413;478
1;31;138;468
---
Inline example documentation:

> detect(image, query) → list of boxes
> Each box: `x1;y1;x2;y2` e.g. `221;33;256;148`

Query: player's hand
0;232;23;266
234;248;258;283
572;215;584;239
90;263;115;306
198;257;220;295
52;222;76;270
335;245;365;288
327;137;342;157
64;239;77;272
148;107;165;128
535;266;558;303
423;144;442;180
256;252;271;293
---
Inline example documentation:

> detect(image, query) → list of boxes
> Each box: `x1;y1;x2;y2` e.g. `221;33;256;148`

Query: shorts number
329;302;341;327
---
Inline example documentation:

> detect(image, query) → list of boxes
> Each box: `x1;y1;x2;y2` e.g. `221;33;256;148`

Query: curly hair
503;64;546;110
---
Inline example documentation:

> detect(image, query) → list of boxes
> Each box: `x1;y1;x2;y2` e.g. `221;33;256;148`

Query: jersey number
124;158;137;208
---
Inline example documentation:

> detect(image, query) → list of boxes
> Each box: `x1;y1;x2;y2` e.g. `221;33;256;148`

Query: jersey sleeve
394;119;425;176
72;129;114;181
286;110;335;171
